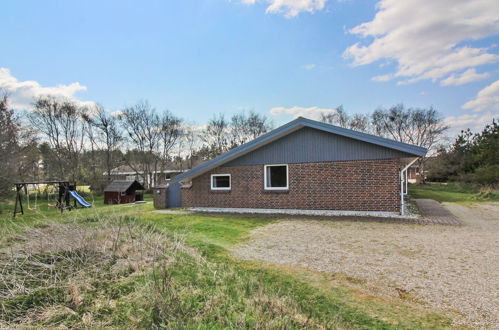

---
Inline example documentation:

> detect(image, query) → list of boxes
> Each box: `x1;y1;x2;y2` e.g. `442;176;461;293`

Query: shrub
457;164;499;187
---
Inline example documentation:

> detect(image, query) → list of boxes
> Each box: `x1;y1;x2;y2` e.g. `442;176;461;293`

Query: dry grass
0;214;355;328
0;216;181;327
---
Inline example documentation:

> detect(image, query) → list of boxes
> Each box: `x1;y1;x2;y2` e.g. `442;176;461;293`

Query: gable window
264;164;288;190
211;174;231;190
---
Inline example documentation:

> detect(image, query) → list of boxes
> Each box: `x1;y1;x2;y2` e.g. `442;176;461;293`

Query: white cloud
440;69;490;86
372;74;392;82
303;63;316;70
0;67;94;110
241;0;326;18
444;111;498;136
462;79;499;111
270;106;337;120
344;0;499;85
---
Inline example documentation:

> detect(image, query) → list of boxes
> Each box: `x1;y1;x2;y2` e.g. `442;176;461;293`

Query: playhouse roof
104;180;145;193
174;117;427;182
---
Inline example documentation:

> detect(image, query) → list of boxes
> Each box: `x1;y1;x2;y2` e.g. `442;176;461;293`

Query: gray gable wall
225;127;411;166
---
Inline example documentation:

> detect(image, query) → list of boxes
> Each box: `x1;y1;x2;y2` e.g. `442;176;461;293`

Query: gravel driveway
233;202;499;328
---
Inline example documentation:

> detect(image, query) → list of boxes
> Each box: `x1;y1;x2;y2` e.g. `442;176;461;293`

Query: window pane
213;175;230;188
267;166;287;188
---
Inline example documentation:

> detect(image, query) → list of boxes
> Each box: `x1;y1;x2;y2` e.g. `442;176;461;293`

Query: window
211;174;231;190
264;164;288;190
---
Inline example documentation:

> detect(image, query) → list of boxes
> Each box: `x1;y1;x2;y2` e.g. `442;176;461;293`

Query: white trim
188;207;416;219
264;164;289;190
210;174;231;190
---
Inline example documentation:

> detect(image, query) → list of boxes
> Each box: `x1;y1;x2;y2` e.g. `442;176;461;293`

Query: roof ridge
297;117;426;153
174;117;427;182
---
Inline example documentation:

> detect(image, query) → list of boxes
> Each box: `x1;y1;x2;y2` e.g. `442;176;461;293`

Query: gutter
400;158;419;216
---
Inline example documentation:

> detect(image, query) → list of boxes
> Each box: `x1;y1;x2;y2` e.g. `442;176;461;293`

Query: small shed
104;180;145;204
153;184;168;209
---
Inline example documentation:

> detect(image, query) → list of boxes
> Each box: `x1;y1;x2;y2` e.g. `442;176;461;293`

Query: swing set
12;181;89;218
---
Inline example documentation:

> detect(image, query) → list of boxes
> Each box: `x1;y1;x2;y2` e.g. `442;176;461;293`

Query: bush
457;164;499;187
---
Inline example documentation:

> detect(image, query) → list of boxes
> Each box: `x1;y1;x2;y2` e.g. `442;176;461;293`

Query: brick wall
181;159;400;212
153;186;168;209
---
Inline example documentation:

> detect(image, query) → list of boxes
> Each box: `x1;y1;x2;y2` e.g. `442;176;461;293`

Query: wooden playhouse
103;180;145;204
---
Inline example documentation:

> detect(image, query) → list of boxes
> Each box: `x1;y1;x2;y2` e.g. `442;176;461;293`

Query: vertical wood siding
226;127;411;166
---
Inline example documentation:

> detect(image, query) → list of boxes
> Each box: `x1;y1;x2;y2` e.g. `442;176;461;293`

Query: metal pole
405;170;408;195
400;158;419;215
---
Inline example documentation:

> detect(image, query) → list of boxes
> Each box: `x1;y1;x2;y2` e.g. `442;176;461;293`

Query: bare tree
371;104;448;182
174;124;201;169
159;111;182;171
348;113;371;133
320;106;372;133
28;96;86;181
200;111;273;159
84;105;122;183
371;104;448;150
201;114;230;158
320;106;350;128
404;107;449;151
118;101;162;188
372;104;410;142
229;110;273;147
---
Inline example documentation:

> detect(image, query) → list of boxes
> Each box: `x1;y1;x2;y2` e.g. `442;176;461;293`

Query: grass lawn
409;182;499;203
0;195;454;329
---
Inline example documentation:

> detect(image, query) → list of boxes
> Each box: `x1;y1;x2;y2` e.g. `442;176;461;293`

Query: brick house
407;164;422;184
167;117;426;215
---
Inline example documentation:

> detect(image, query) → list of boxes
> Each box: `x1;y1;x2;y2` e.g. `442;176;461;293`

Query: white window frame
264;164;289;190
211;174;231;190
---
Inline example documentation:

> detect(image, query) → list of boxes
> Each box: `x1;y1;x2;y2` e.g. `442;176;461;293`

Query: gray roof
104;180;145;193
174;117;427;182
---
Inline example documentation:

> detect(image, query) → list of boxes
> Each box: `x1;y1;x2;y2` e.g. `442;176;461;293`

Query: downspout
400;158;419;216
404;170;408;195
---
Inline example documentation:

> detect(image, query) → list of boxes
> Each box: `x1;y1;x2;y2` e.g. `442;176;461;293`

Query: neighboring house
103;180;145;204
168;117;427;215
108;165;184;187
407;164;423;184
407;157;436;184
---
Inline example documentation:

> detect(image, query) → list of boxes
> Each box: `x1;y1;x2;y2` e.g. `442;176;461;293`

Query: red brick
182;159;400;212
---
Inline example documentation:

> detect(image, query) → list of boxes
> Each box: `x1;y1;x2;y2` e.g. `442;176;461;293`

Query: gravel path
233;202;499;328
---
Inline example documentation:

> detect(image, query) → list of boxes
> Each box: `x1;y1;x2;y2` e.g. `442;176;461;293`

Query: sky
1;0;498;136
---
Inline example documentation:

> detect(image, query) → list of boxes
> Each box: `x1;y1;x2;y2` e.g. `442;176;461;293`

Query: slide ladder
69;190;92;208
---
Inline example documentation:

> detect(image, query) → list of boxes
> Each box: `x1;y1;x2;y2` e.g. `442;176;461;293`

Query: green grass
138;211;454;328
409;183;499;203
0;196;455;329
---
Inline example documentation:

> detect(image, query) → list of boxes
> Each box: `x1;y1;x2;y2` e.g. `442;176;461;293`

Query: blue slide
69;190;92;208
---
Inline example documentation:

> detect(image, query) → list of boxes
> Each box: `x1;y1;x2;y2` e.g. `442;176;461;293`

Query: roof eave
174;117;428;182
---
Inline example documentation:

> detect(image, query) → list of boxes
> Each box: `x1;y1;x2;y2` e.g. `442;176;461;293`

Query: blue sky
1;0;498;135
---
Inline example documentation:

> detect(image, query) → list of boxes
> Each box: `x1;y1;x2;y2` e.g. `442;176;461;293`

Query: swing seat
28;207;37;211
47;203;56;207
